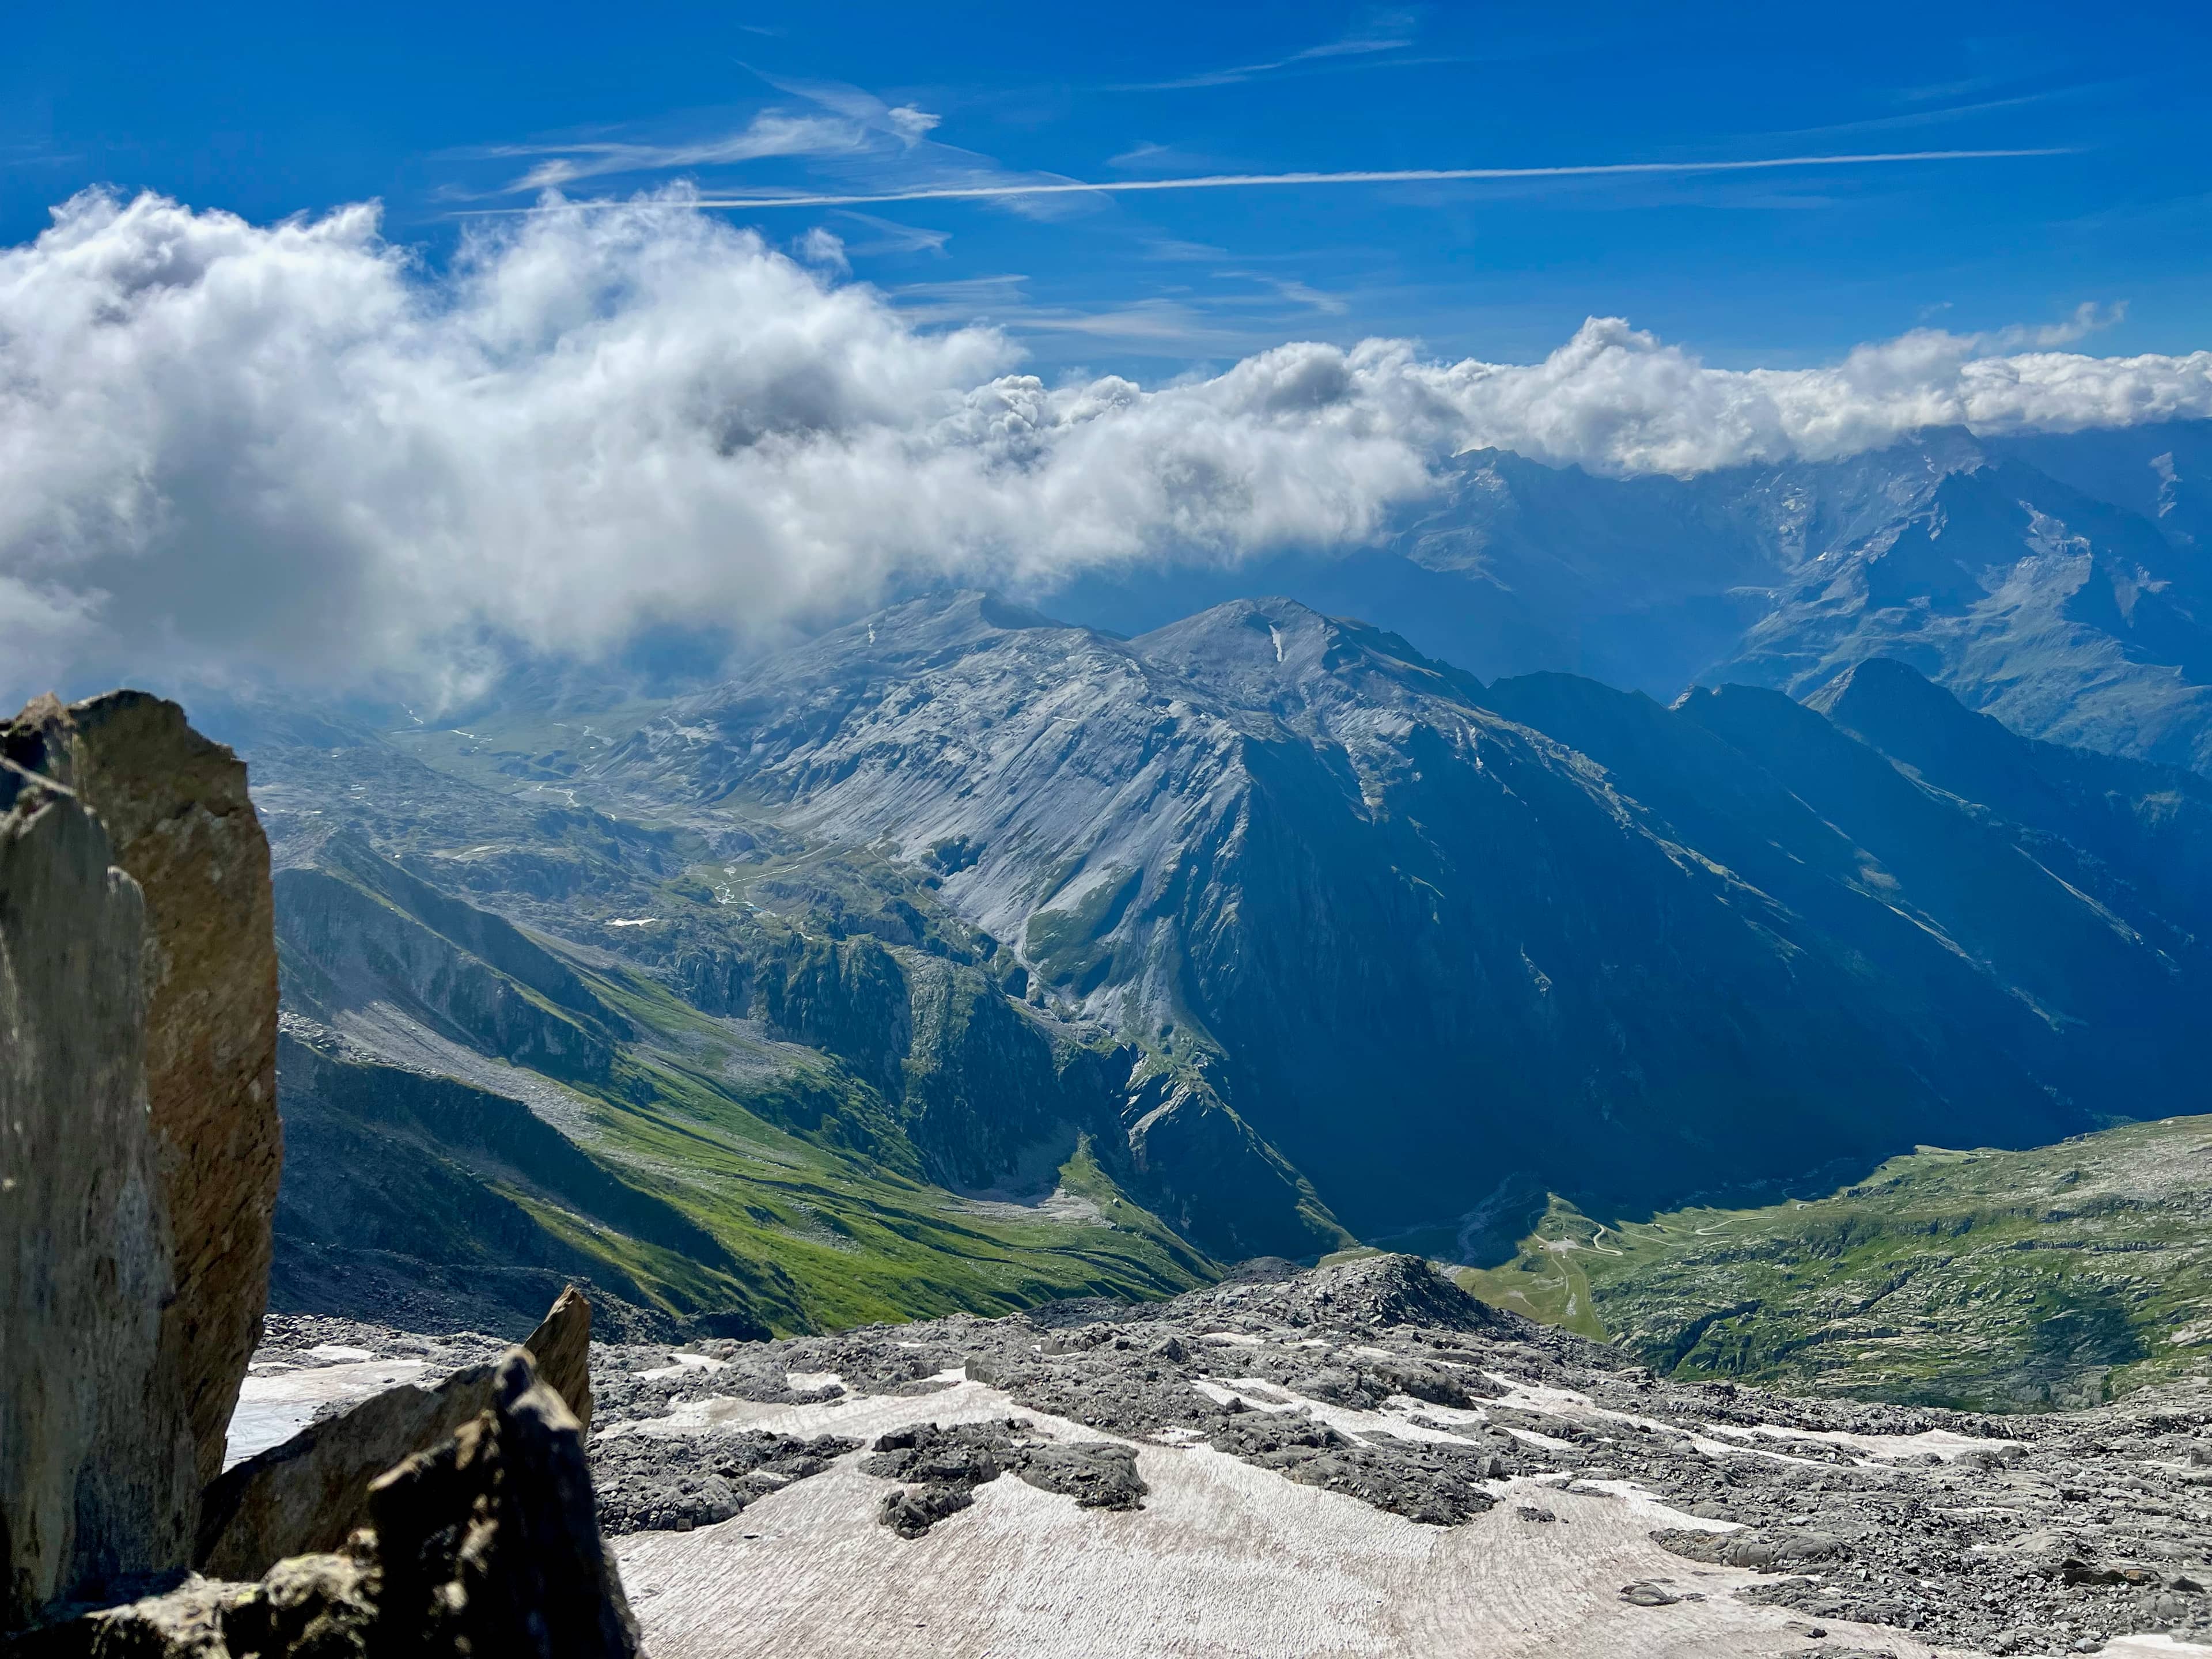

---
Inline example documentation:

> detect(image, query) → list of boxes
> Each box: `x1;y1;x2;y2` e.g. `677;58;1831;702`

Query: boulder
196;1287;595;1579
3;693;281;1497
17;1353;637;1659
0;764;195;1629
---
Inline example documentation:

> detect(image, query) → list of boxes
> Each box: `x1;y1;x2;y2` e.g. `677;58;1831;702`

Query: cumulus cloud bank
5;188;2211;698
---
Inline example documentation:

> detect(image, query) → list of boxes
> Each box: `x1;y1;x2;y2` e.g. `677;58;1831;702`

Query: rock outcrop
17;1353;638;1659
0;764;195;1628
370;1351;637;1658
3;692;281;1497
859;1419;1148;1538
198;1287;594;1580
524;1286;594;1435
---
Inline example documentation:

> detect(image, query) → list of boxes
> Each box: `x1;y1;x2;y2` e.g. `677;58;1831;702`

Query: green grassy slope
547;960;1218;1331
279;925;1219;1336
1458;1116;2212;1411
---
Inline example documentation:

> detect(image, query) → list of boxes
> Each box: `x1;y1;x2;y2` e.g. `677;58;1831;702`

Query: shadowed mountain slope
586;594;2211;1240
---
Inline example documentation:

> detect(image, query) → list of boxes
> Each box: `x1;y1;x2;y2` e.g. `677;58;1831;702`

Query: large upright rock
3;693;282;1495
0;764;196;1628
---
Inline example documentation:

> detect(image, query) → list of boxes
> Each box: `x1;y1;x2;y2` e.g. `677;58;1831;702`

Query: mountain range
589;594;2211;1237
211;569;2212;1346
1050;419;2212;777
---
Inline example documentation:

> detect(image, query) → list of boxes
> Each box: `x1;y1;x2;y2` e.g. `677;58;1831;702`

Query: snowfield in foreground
615;1372;1968;1658
246;1256;2212;1658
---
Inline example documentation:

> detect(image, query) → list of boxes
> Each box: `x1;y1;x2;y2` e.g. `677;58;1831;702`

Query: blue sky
8;2;2212;702
6;0;2208;376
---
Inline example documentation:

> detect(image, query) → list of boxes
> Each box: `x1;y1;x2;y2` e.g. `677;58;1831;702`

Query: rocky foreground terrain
251;1256;2212;1659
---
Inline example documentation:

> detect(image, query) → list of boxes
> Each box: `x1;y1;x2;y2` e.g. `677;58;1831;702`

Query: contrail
463;148;2069;214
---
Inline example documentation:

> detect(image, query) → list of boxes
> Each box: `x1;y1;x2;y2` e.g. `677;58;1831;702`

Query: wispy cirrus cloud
830;210;952;257
461;75;949;196
749;74;944;143
1107;141;1218;172
1211;272;1350;315
1141;237;1230;262
477;111;862;193
1771;79;2120;143
0;140;79;171
454;75;1105;226
1113;7;1422;90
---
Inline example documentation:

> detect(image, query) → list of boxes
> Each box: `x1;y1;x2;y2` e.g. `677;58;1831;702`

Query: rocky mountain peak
1805;653;1967;730
1130;596;1480;728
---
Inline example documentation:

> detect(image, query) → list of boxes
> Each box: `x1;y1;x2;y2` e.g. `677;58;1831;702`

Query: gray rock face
196;1287;597;1580
8;1554;378;1659
5;692;282;1497
198;1356;488;1581
525;1286;594;1435
3;703;636;1650
591;1430;857;1535
0;764;195;1628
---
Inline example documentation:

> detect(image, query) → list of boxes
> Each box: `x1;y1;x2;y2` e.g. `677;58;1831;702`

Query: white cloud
4;189;2210;700
885;105;942;145
795;226;850;273
1424;312;2212;475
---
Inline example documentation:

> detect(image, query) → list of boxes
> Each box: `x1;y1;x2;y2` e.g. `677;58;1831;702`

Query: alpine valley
202;420;2212;1416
